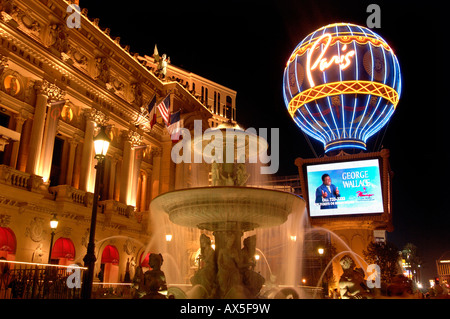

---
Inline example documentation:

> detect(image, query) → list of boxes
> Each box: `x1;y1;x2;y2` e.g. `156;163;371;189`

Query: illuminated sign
283;23;402;152
306;33;356;87
306;159;384;217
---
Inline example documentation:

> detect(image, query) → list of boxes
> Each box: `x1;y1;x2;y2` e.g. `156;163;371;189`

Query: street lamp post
48;214;58;264
81;126;110;299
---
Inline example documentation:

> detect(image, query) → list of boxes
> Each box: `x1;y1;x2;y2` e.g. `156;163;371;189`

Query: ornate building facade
0;0;236;283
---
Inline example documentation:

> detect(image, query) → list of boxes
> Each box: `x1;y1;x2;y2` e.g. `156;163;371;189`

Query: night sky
83;0;448;283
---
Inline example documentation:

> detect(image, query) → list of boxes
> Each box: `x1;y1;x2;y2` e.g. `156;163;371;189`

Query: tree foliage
363;241;400;284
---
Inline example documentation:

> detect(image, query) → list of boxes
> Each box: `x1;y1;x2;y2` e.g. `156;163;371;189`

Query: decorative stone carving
105;75;125;97
83;108;109;126
123;238;135;255
130;82;143;107
124;130;143;147
81;228;89;249
31;243;44;263
0;214;11;227
35;80;66;101
0;54;8;70
93;56;110;84
12;8;41;37
25;217;46;242
66;44;88;71
0;0;15;14
48;23;69;54
0;69;24;99
150;147;162;158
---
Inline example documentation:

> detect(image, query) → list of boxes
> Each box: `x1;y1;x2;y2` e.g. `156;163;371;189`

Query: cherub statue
143;253;167;294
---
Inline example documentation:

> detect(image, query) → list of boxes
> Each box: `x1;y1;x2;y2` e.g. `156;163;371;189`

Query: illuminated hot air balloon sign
283;23;401;152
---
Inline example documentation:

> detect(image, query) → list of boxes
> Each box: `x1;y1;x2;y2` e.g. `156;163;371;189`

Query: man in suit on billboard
315;174;340;209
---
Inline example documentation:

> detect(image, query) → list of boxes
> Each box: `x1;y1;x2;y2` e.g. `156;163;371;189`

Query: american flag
157;94;171;126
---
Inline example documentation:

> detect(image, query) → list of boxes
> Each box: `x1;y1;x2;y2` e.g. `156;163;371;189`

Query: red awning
101;245;119;264
51;237;75;260
140;252;151;268
0;227;16;253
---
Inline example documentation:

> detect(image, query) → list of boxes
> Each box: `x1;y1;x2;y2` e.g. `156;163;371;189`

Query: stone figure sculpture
240;235;265;297
217;233;245;298
142;253;167;297
190;234;216;295
338;254;372;299
32;243;44;263
235;163;250;186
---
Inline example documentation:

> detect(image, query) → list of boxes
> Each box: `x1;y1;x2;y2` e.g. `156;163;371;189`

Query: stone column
114;157;121;201
130;146;144;207
65;136;80;186
108;154;118;200
139;171;148;211
79;108;108;192
120;132;133;205
150;147;162;199
38;85;66;182
58;138;70;185
16;117;32;172
79;112;95;192
9;112;28;170
26;80;51;175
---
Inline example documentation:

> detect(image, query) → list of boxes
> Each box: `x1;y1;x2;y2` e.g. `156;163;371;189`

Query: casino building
0;0;236;283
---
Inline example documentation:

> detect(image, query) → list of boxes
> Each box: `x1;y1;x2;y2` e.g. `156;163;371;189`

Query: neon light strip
322;59;341;140
354;25;374;140
347;24;358;138
288;34;392;63
294;55;302;94
287;80;399;117
359;95;384;140
335;25;346;139
326;144;366;153
297;102;329;143
286;62;294;101
325;139;366;149
358;48;389;141
0;259;87;269
313;99;333;142
363;104;395;142
294;116;326;145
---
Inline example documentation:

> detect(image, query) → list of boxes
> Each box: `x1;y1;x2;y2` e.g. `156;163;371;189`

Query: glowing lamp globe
283;23;401;152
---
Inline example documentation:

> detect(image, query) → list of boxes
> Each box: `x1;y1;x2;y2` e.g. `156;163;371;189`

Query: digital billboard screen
306;159;384;217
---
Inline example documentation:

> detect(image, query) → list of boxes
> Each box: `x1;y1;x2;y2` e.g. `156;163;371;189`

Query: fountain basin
150;186;305;232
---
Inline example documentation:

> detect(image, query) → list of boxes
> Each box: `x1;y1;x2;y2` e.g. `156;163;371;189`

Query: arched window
0;227;16;260
101;245;120;284
51;237;75;265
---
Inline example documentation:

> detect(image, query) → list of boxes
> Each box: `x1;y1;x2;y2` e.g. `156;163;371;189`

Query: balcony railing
0;260;86;299
0;165;30;189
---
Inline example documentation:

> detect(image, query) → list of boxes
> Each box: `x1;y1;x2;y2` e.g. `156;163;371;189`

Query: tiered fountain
150;122;306;298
